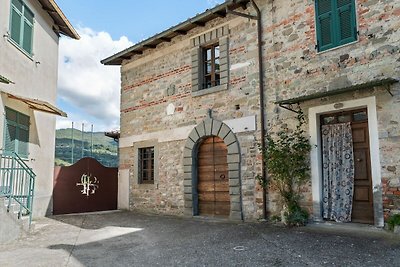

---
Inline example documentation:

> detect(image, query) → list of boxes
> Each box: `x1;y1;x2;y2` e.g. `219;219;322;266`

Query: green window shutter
4;108;29;158
315;0;334;52
12;0;23;11
18;128;29;158
9;0;34;55
316;0;357;52
22;20;33;54
17;112;30;158
10;7;22;44
4;123;17;155
336;0;357;46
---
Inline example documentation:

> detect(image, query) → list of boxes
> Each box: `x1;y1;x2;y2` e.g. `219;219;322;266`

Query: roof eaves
101;0;250;65
37;0;80;39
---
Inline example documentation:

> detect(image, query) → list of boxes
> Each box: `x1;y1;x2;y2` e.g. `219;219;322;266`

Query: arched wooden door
197;136;230;217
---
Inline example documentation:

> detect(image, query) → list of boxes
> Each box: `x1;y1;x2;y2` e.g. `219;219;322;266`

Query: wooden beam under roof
174;30;187;35
192;21;206;27
160;37;172;42
143;44;157;49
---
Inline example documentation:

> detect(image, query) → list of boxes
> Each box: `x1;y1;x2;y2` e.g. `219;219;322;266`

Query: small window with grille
138;147;154;184
315;0;357;52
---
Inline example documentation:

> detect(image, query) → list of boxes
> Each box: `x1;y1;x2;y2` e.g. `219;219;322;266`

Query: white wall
0;0;60;218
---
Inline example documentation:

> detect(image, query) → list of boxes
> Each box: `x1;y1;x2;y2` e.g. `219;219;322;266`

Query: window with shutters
3;107;30;158
9;0;34;55
191;26;229;97
315;0;357;52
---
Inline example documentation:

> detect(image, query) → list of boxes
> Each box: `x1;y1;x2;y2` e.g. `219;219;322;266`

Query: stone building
102;0;400;226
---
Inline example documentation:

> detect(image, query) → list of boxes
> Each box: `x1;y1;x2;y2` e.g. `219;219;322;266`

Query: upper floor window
315;0;357;52
202;44;220;89
4;107;30;158
191;26;229;96
10;0;34;55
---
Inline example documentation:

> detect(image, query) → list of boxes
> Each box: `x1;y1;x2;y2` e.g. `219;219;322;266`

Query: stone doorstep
191;215;243;224
306;221;399;237
1;198;34;232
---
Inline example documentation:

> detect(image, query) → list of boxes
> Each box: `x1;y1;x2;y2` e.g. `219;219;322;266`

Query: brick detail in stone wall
230;76;246;86
382;178;400;220
229;46;246;55
122;92;190;113
122;65;191;91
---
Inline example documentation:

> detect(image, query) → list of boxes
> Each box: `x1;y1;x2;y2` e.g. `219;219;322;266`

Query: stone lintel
227;154;240;163
228;163;240;171
227;143;239;154
218;124;231;139
183;157;192;166
204;119;213;136
211;120;223;136
229;178;240;187
229;186;240;195
224;132;237;146
195;122;206;137
183;165;192;173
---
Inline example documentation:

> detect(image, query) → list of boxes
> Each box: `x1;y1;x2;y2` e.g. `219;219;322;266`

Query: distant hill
55;128;118;167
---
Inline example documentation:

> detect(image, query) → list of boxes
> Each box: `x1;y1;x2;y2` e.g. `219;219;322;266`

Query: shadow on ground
1;211;400;267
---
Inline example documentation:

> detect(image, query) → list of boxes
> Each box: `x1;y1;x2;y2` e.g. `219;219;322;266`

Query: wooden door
321;109;374;223
197;136;230;217
351;121;374;223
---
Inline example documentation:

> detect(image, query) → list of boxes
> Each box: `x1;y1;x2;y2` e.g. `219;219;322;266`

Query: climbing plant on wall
258;109;312;226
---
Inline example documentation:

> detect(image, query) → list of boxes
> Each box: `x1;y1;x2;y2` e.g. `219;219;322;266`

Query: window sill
192;84;228;97
316;39;359;55
7;37;34;61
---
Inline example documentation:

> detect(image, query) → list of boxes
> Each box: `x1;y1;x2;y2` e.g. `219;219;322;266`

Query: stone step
1;197;33;229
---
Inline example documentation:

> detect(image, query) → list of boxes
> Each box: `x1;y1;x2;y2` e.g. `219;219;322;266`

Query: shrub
387;214;400;231
258;110;311;226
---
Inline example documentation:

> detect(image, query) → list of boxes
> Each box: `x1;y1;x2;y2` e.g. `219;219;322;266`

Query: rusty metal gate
53;157;118;215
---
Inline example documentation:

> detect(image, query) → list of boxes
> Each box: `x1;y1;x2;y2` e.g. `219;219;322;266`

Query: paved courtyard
0;211;399;267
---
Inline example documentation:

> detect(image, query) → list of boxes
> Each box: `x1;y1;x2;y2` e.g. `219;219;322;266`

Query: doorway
320;108;374;223
197;136;230;217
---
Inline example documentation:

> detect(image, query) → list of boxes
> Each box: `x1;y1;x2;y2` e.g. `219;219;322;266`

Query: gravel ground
0;211;399;267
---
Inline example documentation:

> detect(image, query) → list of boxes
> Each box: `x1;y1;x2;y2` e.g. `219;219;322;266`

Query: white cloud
57;27;133;131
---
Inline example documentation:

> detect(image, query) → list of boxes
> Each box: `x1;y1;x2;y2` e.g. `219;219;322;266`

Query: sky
55;0;224;132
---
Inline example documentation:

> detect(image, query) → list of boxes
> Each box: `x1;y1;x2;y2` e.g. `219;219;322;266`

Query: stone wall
262;0;400;220
118;0;400;222
119;11;264;220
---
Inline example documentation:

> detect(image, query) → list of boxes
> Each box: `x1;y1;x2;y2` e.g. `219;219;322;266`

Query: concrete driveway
0;211;399;267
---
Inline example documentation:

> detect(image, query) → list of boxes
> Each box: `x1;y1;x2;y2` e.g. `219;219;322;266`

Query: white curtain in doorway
322;122;355;222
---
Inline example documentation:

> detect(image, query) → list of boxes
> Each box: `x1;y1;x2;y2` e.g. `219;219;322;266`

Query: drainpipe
227;0;267;219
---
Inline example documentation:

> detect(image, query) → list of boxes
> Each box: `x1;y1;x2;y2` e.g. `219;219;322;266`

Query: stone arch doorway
183;117;242;220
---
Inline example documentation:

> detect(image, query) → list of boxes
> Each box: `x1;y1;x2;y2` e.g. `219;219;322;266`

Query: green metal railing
0;152;36;224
